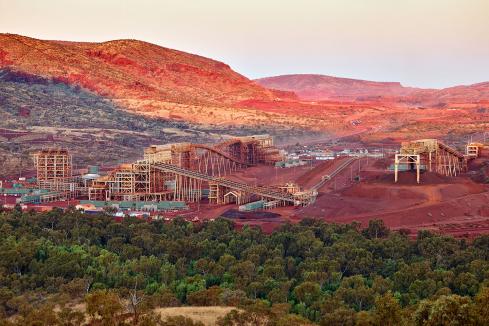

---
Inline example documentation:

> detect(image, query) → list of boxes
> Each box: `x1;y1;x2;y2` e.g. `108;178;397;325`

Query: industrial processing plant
5;135;319;214
0;133;487;237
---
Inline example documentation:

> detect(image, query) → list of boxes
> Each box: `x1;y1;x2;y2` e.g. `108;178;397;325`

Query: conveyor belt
153;162;299;204
192;144;251;166
437;141;465;159
311;157;357;191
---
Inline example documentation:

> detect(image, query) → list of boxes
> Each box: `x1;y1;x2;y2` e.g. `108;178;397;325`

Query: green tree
10;304;59;326
362;219;390;239
85;290;123;326
335;276;375;311
293;282;321;306
413;295;475;326
187;286;223;306
372;292;403;326
319;306;356;326
473;287;489;324
276;314;315;326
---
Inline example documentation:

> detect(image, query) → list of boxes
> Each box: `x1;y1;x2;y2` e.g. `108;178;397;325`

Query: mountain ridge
255;73;489;106
1;34;488;146
3;34;489;110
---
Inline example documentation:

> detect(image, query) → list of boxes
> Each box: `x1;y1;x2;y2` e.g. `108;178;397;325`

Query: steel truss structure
394;139;467;183
153;162;316;206
33;149;72;185
32;149;78;199
89;161;173;201
395;154;421;183
88;135;317;206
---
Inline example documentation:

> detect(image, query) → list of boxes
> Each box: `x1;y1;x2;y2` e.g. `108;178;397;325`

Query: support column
394;154;420;183
394;154;399;183
416;155;420;184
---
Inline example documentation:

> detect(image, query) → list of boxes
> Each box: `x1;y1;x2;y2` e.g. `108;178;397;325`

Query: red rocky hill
0;33;283;107
1;34;488;141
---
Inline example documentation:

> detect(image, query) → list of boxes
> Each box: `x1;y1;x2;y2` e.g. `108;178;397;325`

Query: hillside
1;34;488;152
0;33;282;107
0;68;301;177
410;81;489;107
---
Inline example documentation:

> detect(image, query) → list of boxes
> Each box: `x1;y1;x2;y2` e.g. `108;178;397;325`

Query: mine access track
311;157;358;191
153;163;299;204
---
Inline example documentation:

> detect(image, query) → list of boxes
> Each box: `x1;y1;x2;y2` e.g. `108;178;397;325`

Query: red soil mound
341;184;426;201
374;171;456;185
292;166;489;239
439;183;486;199
295;160;335;188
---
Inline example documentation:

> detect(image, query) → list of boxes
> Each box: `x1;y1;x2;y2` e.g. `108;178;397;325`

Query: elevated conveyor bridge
153;162;316;206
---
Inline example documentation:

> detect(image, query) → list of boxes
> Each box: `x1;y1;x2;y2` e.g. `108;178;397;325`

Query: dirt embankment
293;166;489;238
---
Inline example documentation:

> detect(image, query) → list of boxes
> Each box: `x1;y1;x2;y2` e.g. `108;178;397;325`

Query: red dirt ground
196;153;489;239
291;159;489;238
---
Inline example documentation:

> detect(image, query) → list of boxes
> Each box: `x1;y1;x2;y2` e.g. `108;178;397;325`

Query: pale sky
1;0;488;88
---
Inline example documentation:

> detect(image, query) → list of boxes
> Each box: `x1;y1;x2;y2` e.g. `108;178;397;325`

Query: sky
1;0;488;88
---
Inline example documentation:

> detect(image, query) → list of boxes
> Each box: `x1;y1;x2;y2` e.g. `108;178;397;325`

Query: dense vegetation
1;207;489;325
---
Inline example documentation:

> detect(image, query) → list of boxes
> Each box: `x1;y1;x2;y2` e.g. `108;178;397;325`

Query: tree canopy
0;208;488;325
